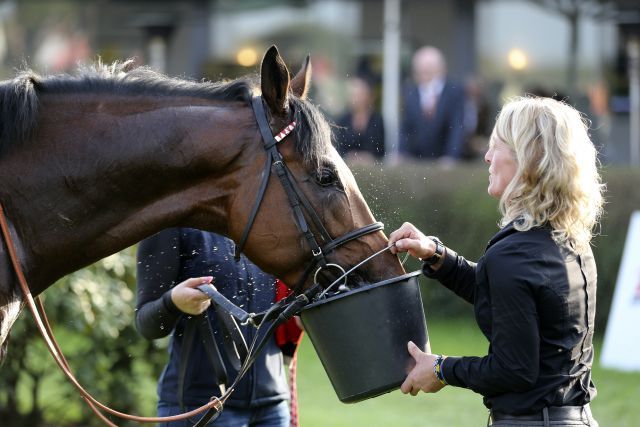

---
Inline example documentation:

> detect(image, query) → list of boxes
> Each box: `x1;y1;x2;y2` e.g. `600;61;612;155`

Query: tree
0;248;166;427
527;0;617;96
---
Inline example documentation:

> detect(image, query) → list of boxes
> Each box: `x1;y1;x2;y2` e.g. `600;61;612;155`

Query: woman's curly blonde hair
494;96;605;254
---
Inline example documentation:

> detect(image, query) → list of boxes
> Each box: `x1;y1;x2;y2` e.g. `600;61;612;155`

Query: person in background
136;228;301;427
462;75;492;160
334;74;385;163
400;46;466;165
390;96;602;426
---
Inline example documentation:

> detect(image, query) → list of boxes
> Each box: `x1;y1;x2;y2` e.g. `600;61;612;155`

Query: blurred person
334;74;385;163
136;228;301;427
462;75;491;160
400;46;466;165
34;21;90;72
389;96;603;426
587;81;610;149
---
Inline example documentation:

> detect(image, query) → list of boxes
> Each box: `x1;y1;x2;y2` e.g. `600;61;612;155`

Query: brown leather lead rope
0;202;224;425
34;297;118;426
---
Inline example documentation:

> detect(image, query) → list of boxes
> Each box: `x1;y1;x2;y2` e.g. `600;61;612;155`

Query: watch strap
423;237;444;265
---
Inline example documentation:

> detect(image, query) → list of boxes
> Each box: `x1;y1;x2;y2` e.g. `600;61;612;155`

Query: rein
0;203;224;426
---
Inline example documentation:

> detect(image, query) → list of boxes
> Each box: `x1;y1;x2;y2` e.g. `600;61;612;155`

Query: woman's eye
315;167;338;187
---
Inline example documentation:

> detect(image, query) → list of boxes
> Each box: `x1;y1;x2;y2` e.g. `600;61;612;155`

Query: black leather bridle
234;95;384;291
192;96;387;426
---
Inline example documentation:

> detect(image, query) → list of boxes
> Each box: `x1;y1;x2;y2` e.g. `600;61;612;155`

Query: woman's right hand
388;222;435;261
170;276;214;315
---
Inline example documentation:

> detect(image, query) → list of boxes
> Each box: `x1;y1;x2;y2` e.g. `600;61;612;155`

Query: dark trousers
488;405;598;427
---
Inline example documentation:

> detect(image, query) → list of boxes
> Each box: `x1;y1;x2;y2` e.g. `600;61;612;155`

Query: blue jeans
157;400;290;427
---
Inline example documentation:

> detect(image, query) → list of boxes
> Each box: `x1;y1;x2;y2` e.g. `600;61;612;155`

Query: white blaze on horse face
330;149;349;180
329;149;374;226
332;150;360;196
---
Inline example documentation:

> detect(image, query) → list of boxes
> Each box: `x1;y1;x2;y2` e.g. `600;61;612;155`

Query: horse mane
0;60;332;170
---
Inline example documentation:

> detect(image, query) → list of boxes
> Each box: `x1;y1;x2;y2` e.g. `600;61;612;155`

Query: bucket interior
300;271;429;403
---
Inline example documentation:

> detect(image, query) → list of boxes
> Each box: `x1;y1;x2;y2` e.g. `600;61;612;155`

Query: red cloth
275;280;303;427
275;280;304;354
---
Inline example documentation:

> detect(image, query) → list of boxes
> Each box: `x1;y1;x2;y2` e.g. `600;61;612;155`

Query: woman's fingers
171;276;215;315
400;376;413;394
182;276;214;288
389;222;420;254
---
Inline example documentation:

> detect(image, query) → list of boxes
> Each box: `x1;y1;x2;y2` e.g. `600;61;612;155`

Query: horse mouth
315;269;370;297
346;271;369;288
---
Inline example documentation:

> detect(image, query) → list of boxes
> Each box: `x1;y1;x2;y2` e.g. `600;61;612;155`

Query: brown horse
0;46;404;361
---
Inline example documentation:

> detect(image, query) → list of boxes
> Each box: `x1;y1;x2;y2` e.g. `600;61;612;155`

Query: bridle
235;95;384;291
0;94;387;426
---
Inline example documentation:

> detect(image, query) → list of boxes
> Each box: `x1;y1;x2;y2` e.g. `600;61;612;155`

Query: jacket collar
486;221;520;250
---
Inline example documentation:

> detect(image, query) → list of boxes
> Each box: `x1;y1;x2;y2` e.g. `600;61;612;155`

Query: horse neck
0;92;257;293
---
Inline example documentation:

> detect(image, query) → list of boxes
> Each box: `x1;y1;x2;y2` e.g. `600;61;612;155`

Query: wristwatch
423;237;444;266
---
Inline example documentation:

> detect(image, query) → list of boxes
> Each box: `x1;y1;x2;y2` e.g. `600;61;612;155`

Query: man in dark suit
400;46;466;164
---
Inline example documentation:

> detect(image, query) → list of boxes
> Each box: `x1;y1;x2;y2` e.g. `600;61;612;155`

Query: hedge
350;161;640;333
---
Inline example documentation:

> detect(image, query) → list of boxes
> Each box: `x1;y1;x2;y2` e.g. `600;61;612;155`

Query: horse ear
291;54;311;100
260;45;290;115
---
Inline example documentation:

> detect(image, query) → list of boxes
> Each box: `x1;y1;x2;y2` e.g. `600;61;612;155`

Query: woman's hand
170;276;214;315
400;341;446;396
388;222;435;261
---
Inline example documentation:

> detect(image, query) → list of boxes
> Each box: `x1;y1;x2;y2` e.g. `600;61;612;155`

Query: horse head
0;46;404;361
226;46;405;291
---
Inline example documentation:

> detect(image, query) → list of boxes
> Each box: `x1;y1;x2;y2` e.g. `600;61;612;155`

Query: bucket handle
317;244;399;299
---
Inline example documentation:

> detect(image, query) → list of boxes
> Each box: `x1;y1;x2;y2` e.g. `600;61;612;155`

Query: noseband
234;95;383;290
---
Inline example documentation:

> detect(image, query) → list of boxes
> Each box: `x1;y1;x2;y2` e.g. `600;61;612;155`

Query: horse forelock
290;96;333;173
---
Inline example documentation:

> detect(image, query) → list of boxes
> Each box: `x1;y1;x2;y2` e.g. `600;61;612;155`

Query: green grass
297;317;640;427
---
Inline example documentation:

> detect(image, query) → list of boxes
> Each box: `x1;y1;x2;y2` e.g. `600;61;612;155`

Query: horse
0;46;405;362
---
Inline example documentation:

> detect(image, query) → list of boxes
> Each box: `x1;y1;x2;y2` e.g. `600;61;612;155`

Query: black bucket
299;271;428;403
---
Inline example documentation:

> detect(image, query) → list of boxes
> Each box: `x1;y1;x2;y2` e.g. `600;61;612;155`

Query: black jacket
334;111;385;159
424;223;597;414
135;228;289;408
400;80;466;159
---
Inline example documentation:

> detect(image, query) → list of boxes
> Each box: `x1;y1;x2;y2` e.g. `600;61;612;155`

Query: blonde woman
389;96;603;427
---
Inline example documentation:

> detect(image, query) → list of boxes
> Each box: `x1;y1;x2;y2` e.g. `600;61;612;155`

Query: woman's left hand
400;341;446;396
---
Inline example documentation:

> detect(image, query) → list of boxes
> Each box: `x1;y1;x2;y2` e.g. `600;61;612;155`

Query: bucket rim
302;270;422;311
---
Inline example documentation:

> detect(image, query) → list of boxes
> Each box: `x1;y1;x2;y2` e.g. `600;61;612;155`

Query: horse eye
315;167;339;187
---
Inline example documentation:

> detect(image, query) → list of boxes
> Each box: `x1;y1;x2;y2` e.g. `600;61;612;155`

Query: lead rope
0;203;223;425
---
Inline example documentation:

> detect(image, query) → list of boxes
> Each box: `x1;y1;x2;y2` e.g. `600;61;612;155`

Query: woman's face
484;133;518;199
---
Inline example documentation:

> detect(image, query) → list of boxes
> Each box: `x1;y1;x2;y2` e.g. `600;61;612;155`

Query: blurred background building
0;0;637;165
